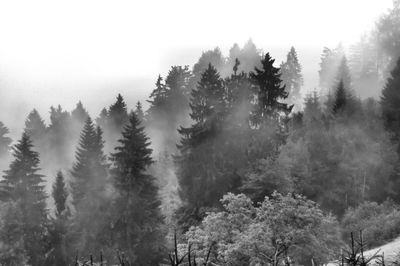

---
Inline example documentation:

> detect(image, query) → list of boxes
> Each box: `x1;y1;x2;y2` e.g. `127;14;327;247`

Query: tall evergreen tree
70;116;108;207
108;93;129;131
250;53;292;127
70;116;109;255
175;64;232;228
135;101;145;122
335;56;352;91
333;80;347;114
71;101;89;124
53;171;68;217
24;109;47;142
381;56;400;146
0;121;12;157
280;46;303;105
45;171;69;266
0;133;48;266
110;112;164;264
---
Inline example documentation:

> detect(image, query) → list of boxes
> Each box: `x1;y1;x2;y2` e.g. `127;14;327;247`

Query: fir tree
0;121;12;156
24;109;47;142
45;171;69;266
108;93;129;131
70;116;108;206
70;117;109;255
250;53;292;127
335;56;352;91
280;46;303;105
110;112;164;264
333;80;347;114
53;171;68;217
0;133;48;266
175;64;231;228
381;56;400;144
71;101;89;124
135;101;145;122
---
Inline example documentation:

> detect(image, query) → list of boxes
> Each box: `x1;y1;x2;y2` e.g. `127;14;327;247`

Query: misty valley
3;2;400;266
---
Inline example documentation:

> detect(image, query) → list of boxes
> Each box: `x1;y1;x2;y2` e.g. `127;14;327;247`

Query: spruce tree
0;121;12;156
280;46;303;105
135;101;145;122
381;56;400;144
175;64;230;228
335;56;352;91
53;171;68;217
0;133;48;266
70;116;108;206
108;93;129;131
70;116;109;255
250;53;292;127
110;112;164;264
45;171;68;266
333;80;347;114
71;101;89;124
24;109;47;142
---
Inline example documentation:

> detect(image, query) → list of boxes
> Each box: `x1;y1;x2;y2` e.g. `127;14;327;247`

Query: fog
0;0;392;139
1;1;400;265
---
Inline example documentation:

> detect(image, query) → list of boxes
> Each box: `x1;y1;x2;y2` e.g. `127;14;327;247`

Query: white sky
0;0;394;136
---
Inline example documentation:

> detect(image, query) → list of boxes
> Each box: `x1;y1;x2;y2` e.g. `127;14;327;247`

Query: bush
342;200;400;248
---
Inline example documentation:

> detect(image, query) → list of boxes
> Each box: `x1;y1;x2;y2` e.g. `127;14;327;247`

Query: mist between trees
2;4;400;266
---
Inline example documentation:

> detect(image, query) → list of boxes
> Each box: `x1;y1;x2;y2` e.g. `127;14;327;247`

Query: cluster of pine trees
2;28;400;264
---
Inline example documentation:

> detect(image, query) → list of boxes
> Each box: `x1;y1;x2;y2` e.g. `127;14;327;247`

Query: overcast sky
0;0;394;137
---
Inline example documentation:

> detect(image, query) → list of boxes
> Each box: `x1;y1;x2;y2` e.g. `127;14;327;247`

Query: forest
2;3;400;266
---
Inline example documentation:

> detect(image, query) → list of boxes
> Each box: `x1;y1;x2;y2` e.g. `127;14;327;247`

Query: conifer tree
250;53;292;127
333;80;347;114
135;101;145;122
70;116;109;255
175;64;231;228
335;56;352;90
280;46;303;105
0;121;12;156
24;109;47;142
70;116;108;206
0;133;48;266
108;93;129;131
110;112;164;264
381;56;400;145
53;171;68;217
71;101;89;124
45;171;68;266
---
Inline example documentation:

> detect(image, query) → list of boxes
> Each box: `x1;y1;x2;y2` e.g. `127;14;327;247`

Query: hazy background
0;0;393;139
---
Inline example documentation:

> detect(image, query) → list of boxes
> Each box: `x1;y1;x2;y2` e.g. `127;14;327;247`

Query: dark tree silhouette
0;133;48;266
110;112;164;264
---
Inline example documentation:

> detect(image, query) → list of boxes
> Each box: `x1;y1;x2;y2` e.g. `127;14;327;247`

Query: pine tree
135;101;145;122
333;80;347;114
110;112;164;264
250;53;292;127
45;171;69;266
48;105;73;167
175;64;230;228
53;171;68;217
0;133;48;266
280;46;303;105
335;56;352;91
303;89;322;123
70;116;108;206
24;109;47;142
381;56;400;143
0;121;12;156
70;117;109;254
71;101;89;124
108;93;129;131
